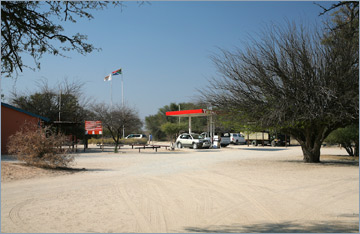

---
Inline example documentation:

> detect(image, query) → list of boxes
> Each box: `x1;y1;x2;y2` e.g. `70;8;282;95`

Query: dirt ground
1;144;359;233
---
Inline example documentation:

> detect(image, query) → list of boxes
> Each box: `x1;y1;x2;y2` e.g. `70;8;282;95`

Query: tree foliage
160;122;188;142
11;79;90;142
202;17;358;162
12;79;88;121
325;125;359;156
1;1;125;76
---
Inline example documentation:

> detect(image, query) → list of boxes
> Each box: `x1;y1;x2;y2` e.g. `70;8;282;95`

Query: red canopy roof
166;109;215;117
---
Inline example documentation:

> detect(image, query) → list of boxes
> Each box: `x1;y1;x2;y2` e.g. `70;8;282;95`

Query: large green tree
202;14;358;163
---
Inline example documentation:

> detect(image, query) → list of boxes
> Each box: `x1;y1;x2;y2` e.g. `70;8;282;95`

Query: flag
104;73;112;81
112;68;122;76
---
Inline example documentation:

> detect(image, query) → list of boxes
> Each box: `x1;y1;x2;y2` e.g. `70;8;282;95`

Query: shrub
87;137;147;145
7;122;74;168
325;125;359;156
88;138;114;145
161;122;187;142
120;138;147;145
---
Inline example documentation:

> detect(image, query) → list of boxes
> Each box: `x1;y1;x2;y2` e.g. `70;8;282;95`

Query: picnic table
97;143;124;151
134;144;170;153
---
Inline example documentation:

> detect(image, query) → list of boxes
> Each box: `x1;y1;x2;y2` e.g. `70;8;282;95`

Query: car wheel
252;141;257;146
192;143;198;149
177;142;183;148
271;140;276;147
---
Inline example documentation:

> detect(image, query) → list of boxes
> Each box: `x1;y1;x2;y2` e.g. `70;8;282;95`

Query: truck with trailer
241;131;290;147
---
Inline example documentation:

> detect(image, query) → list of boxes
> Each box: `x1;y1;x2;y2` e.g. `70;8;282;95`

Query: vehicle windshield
191;134;203;139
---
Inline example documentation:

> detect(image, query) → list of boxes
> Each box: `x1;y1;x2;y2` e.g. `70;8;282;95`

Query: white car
230;133;246;145
200;132;231;147
176;133;211;149
125;134;147;139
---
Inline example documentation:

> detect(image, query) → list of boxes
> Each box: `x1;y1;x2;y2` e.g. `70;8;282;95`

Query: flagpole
110;76;113;109
121;73;124;106
121;72;125;138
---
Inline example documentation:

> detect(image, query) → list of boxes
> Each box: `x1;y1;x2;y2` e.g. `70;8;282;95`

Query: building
1;103;49;154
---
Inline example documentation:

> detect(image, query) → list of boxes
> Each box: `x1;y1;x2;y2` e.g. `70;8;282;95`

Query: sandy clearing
1;145;359;233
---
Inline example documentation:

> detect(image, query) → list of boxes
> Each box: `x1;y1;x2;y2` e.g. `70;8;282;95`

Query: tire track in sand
115;181;154;233
184;173;280;225
9;198;36;232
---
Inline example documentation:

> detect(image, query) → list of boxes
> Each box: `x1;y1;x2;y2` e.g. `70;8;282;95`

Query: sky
1;1;334;121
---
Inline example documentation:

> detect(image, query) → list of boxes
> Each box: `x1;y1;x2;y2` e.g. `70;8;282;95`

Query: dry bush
7;122;74;168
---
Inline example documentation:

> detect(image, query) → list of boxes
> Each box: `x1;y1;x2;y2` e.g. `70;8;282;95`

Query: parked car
200;132;231;148
230;133;246;145
176;133;211;149
125;134;147;139
218;132;231;147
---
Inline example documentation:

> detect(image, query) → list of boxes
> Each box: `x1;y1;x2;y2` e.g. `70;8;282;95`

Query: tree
12;79;88;121
91;103;143;152
160;122;187;142
1;1;129;76
202;20;358;162
325;125;359;157
11;79;89;140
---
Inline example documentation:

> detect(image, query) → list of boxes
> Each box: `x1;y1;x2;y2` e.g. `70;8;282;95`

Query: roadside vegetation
325;125;359;157
200;2;358;162
88;137;147;146
8;122;74;168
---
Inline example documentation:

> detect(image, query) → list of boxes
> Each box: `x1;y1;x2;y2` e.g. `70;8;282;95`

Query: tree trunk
288;125;335;163
355;142;359;157
301;143;321;163
344;144;354;156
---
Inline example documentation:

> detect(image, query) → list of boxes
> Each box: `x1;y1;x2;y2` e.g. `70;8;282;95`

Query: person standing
149;133;153;145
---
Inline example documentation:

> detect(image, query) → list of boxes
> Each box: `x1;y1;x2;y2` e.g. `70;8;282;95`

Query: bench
134;145;161;153
97;143;124;151
152;145;170;150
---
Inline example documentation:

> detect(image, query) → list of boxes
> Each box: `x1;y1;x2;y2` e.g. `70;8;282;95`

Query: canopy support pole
189;116;192;134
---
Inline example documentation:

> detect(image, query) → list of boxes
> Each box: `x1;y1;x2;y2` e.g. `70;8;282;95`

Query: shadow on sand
184;220;359;233
282;156;359;167
240;148;288;152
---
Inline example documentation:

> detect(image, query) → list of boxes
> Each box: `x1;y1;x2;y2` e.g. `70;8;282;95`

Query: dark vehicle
242;131;290;147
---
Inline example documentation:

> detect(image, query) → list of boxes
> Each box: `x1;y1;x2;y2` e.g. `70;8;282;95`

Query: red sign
85;121;103;135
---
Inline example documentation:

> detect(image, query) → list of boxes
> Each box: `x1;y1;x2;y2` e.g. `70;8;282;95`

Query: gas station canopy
166;109;216;136
165;109;215;117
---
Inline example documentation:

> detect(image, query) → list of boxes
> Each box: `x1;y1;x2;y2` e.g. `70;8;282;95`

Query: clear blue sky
2;1;333;121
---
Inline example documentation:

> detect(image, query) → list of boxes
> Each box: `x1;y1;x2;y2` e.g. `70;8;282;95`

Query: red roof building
1;103;49;154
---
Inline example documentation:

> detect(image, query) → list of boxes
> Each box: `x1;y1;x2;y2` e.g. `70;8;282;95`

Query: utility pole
122;73;125;138
58;90;61;121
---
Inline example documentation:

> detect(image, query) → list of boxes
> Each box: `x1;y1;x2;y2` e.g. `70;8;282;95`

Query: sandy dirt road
1;145;359;233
